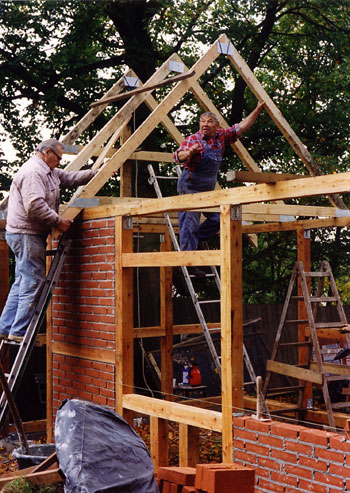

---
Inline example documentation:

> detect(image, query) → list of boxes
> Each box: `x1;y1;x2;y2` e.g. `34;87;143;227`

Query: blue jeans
0;233;46;337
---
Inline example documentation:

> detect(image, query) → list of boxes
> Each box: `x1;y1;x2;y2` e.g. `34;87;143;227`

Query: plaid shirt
174;124;241;171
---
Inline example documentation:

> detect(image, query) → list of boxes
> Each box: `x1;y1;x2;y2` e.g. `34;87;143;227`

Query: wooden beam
160;232;174;400
133;322;221;338
150;416;169;472
227;170;308;183
243;215;350;234
60;35;225;221
115;217;134;420
224;34;345;209
120;125;133;197
118;172;350;217
90;70;196;107
122;250;220;268
123;393;223;432
266;360;323;384
179;424;200;467
52;341;115;363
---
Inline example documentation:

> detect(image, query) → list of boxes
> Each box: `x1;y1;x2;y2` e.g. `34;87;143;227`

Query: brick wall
233;416;350;493
51;216;116;417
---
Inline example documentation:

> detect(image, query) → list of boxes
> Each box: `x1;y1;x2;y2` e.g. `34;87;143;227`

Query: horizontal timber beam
133;322;220;338
227;170;308;183
52;342;115;363
122;250;220;267
123;393;223;432
112;172;350;217
243;215;350;233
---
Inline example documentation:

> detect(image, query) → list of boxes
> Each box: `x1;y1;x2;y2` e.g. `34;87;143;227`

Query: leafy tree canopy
1;0;350;302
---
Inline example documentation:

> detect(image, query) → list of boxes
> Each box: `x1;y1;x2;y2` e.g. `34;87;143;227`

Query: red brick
270;422;300;439
233;439;245;450
182;487;196;493
314;447;344;463
232;450;257;463
284;440;312;455
233;428;257;441
256;478;283;493
285;464;312;479
299;456;327;472
245;418;270;433
232;416;251;428
258;434;283;449
245;442;269;456
257;457;281;471
158;467;196;486
196;463;255;493
270;449;297;464
299;428;329;446
329;436;350;452
329;463;350;478
170;483;181;493
270;471;298;487
314;471;344;488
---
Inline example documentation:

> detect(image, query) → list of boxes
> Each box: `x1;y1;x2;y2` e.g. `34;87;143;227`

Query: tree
1;0;350;302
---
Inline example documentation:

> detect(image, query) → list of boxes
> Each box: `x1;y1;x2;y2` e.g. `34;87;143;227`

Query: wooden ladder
263;260;350;429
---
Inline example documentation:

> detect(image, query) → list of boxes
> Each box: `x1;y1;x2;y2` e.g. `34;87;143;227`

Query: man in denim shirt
174;102;264;277
0;138;96;342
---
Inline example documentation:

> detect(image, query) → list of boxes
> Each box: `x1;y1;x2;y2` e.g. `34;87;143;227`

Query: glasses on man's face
49;148;62;162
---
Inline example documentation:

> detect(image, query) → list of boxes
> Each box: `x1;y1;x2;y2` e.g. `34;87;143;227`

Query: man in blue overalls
174;102;265;277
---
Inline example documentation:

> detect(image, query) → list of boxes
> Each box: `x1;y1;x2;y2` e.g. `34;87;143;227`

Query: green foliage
1;0;350;301
2;477;56;493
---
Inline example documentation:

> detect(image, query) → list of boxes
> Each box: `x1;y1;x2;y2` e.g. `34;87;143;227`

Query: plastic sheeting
55;399;159;493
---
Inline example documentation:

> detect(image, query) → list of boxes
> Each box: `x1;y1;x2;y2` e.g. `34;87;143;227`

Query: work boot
188;267;206;278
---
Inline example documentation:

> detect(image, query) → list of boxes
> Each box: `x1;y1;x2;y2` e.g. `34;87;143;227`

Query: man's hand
177;143;203;162
57;218;72;232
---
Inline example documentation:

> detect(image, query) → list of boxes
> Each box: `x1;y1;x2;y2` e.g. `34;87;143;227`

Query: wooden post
179;423;200;467
115;216;134;422
220;204;243;462
160;231;173;401
120;125;133;198
297;228;312;403
150;416;168;473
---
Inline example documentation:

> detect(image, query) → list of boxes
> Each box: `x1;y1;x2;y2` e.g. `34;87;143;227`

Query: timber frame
1;34;350;465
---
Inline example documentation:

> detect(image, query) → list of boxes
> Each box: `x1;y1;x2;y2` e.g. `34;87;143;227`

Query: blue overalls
177;138;222;251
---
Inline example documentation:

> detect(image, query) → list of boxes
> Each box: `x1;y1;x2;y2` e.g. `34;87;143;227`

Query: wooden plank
150;416;169;472
225;34;345;209
242;203;342;217
243;216;350;234
120;172;350;217
63;55;174;174
60;35;225;221
0;468;64;487
115;217;134;419
160;232;174;400
133;322;221;338
8;419;46;434
122;250;220;268
120;125;132;197
227;170;308;183
52;341;115;363
310;361;350;377
123;393;223;432
62;70;132;145
305;327;349;341
266;360;323;384
179;423;200;467
90;70;196;107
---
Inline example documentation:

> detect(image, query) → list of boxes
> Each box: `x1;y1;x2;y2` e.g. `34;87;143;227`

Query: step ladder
148;165;269;415
263;260;350;429
0;232;72;429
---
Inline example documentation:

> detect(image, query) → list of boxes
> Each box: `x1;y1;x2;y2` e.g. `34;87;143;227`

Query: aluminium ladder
0;232;72;430
148;164;269;415
263;260;350;429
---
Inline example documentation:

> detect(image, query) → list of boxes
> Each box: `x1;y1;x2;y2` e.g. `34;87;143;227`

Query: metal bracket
69;198;100;208
217;42;234;56
124;76;139;89
231;205;242;221
304;229;311;239
123;216;133;230
168;60;184;73
335;209;350;217
279;215;295;222
160;234;165;243
63;144;79;155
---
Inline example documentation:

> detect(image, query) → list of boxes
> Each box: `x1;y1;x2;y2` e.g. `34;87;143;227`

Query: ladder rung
326;375;350;382
285;319;308;324
291;296;305;300
243;381;255;386
198;300;220;304
305;272;329;277
315;322;347;328
331;402;350;410
279;341;312;348
154;175;178;180
310;297;337;302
